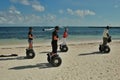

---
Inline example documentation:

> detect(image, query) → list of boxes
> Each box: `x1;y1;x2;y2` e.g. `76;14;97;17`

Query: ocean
0;26;120;45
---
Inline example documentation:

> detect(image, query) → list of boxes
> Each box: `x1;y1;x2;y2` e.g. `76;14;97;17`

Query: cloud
32;3;45;12
23;14;56;25
0;6;23;24
10;0;30;5
59;10;64;14
0;6;55;25
21;0;30;5
67;8;74;15
10;0;45;12
9;6;21;14
114;5;119;8
67;8;96;17
114;0;120;8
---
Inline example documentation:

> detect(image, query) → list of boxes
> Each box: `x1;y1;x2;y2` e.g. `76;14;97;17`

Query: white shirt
103;29;109;38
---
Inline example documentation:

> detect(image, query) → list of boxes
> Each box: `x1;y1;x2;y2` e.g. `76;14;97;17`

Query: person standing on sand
61;27;68;46
102;26;110;46
28;27;33;49
51;26;59;56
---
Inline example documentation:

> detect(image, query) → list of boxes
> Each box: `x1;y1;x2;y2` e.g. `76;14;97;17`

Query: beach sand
0;40;120;80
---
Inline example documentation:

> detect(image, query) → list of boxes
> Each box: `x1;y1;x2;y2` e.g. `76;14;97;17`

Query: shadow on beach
0;56;29;61
39;50;64;54
39;51;51;54
9;63;53;70
78;51;108;56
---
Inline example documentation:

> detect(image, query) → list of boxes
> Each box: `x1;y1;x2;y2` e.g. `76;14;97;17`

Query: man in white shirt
103;26;110;46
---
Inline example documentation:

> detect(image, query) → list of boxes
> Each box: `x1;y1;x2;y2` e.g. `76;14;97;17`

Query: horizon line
0;25;120;27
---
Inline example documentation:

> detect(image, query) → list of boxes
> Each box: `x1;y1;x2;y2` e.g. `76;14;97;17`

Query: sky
0;0;120;26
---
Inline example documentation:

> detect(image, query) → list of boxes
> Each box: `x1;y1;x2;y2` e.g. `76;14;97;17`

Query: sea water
0;26;120;45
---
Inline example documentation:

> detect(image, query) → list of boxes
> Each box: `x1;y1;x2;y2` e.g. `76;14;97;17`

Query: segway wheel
99;45;102;52
60;45;68;52
104;46;110;53
51;56;62;67
60;45;62;50
26;49;35;59
47;53;51;63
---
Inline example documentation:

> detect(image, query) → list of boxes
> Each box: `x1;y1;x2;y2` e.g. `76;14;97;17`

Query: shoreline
0;39;120;49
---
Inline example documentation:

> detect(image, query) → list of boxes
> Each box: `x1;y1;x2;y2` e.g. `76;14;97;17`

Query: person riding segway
26;27;35;59
99;26;111;53
60;27;68;52
47;26;62;67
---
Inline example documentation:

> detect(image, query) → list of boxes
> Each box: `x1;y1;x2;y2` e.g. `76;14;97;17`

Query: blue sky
0;0;120;26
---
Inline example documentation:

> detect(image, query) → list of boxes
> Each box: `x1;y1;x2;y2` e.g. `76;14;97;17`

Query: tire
99;45;102;52
59;45;62;50
51;56;62;67
47;54;51;63
26;49;35;59
60;45;68;52
104;46;110;53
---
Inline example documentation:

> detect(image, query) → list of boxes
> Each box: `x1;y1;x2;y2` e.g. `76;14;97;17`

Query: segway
47;53;62;67
60;44;68;52
99;36;111;53
99;44;110;53
26;49;35;59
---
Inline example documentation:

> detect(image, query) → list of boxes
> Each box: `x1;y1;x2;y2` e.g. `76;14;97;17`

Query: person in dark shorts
51;26;59;56
28;27;33;49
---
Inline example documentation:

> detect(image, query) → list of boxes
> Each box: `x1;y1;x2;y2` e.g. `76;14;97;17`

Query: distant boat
42;26;65;31
42;28;54;31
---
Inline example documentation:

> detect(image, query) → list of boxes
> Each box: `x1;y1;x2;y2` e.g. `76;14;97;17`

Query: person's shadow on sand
9;63;53;70
0;56;31;61
39;51;51;54
39;50;63;54
78;51;108;56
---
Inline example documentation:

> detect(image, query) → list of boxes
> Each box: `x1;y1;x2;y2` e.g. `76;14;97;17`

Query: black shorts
28;40;33;44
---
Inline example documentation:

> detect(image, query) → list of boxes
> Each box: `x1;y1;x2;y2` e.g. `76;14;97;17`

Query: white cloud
43;14;56;22
10;0;30;5
9;6;21;14
32;4;45;12
59;10;64;14
114;5;119;8
0;17;7;23
30;0;45;12
10;0;45;12
67;8;74;15
67;8;95;17
0;6;55;25
20;0;30;5
0;6;23;24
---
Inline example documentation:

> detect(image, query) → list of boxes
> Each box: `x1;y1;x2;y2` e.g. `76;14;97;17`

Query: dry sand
0;40;120;80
